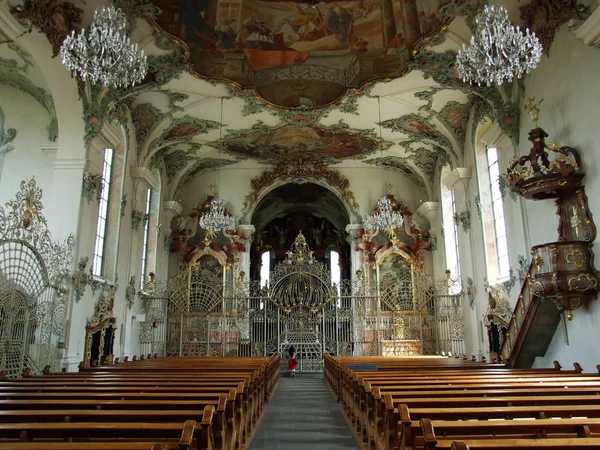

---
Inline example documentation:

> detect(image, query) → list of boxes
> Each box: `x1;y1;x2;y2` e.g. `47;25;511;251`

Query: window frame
139;188;152;289
92;148;114;277
485;146;510;281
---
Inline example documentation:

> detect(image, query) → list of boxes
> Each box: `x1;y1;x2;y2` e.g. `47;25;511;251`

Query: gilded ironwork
0;178;74;377
143;231;465;369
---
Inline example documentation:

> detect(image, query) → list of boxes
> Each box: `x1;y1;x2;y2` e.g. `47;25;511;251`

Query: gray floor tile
248;373;361;450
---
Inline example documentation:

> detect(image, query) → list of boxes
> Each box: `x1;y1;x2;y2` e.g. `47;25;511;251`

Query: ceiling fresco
150;0;450;107
8;0;541;210
212;122;390;162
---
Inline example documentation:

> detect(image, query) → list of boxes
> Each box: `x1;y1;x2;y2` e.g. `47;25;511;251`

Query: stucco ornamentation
81;173;103;204
17;0;83;57
520;0;581;55
239;160;361;224
114;0;162;20
453;209;471;232
0;68;58;141
125;275;136;310
0;178;74;295
131;209;147;230
364;156;428;197
0;105;16;149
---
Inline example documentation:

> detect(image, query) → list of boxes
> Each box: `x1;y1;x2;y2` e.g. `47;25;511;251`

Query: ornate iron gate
142;232;465;370
0;179;73;378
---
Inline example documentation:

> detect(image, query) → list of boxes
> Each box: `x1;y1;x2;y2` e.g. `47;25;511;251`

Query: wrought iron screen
141;233;465;370
0;180;73;378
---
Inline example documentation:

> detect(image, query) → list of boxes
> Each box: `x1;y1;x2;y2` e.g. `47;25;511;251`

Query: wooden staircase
499;260;562;368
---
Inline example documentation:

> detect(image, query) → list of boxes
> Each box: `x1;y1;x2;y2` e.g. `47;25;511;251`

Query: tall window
92;148;114;276
139;188;152;289
330;250;342;307
260;251;270;288
485;147;510;281
441;166;461;280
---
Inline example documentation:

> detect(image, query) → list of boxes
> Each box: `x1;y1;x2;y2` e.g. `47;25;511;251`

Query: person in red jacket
288;345;298;377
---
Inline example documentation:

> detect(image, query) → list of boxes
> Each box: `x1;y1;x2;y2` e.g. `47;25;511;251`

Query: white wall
0;85;54;204
519;28;600;371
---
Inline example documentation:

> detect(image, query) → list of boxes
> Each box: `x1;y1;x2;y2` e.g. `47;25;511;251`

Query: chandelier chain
198;97;235;239
363;95;404;239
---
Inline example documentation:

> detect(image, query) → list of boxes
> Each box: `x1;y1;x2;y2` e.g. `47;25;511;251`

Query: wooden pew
384;401;600;450
420;417;600;449
449;438;600;449
0;420;199;449
1;356;281;450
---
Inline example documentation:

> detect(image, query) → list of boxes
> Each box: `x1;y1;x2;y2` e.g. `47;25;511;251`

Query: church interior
1;0;600;447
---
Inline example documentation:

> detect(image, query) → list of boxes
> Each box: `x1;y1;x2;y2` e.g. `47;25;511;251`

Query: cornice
570;7;600;47
0;3;26;43
131;166;159;190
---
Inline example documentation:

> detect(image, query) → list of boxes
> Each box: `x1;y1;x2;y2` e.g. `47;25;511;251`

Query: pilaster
237;224;255;279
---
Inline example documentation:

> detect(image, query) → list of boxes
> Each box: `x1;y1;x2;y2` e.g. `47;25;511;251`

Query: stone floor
247;373;362;450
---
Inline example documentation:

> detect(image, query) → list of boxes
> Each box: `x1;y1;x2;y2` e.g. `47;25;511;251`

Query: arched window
92;148;114;276
330;250;341;306
260;251;270;288
441;165;461;280
476;146;510;282
139;188;152;289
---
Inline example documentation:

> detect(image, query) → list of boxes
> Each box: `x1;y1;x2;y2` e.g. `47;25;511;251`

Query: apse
250;182;351;278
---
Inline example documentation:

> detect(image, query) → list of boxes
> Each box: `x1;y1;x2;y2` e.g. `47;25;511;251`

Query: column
159;200;184;280
237;224;255;280
417;201;439;275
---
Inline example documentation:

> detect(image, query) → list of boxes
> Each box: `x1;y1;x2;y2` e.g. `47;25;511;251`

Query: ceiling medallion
60;6;148;88
456;4;543;86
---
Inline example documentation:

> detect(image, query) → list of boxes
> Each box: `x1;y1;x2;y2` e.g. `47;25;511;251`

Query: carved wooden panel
556;187;597;242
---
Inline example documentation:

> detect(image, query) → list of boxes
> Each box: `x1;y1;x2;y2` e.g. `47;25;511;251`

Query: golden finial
524;97;543;125
386;183;393;195
208;183;216;195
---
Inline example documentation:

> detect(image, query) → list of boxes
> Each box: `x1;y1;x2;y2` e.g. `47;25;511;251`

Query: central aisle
248;373;361;450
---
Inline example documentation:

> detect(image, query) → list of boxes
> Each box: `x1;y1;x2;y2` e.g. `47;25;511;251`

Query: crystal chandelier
60;6;148;88
456;4;543;86
364;196;404;242
198;197;235;242
364;97;404;242
199;98;235;243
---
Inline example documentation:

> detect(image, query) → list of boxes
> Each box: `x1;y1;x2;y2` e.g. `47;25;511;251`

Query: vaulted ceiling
2;0;562;203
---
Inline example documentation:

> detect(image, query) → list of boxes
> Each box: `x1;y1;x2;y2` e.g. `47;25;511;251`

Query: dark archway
250;183;350;280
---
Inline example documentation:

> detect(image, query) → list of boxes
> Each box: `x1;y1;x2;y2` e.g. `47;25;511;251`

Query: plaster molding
52;158;86;171
345;224;363;244
237;224;256;241
569;7;600;47
131;166;159;190
0;144;14;155
162;200;183;217
0;2;26;43
99;123;123;150
443;167;472;191
481;122;513;152
40;143;58;157
417;201;440;223
84;159;101;176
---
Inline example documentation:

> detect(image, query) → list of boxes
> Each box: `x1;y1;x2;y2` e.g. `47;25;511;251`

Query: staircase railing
499;259;537;366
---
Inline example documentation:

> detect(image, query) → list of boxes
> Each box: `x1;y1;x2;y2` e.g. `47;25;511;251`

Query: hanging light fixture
456;4;543;86
60;5;148;88
198;98;235;243
364;97;404;243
